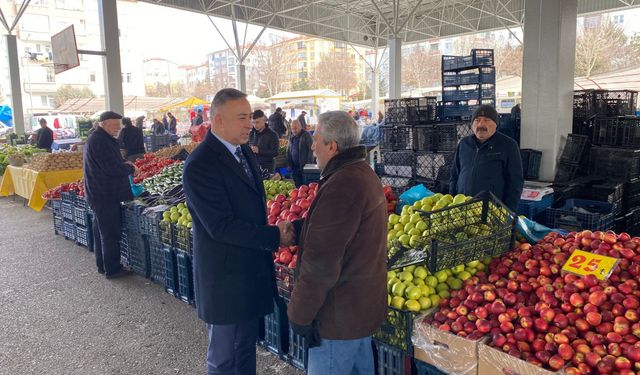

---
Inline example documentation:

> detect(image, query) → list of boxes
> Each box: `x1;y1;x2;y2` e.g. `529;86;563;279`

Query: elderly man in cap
449;104;524;211
84;111;139;279
297;110;308;130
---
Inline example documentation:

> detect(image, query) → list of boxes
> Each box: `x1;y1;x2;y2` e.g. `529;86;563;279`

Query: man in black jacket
287;119;314;187
167;112;178;134
248;109;279;173
268;107;286;138
36;118;54;152
450;105;524;211
118;117;145;161
84;111;138;279
182;88;294;375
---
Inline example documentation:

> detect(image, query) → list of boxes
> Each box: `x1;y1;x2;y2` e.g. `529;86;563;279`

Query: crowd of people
80;87;522;375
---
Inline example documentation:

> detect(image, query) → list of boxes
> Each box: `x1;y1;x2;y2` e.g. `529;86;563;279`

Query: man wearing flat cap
84;111;139;279
449;104;524;211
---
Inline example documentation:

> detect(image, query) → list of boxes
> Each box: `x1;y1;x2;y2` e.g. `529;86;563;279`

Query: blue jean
206;320;259;375
307;336;374;375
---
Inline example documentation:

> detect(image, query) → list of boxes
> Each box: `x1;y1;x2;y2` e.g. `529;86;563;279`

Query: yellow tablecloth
0;166;83;212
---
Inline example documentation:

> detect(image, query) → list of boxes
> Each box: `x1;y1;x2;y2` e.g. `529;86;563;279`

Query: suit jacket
182;130;280;324
287;131;314;170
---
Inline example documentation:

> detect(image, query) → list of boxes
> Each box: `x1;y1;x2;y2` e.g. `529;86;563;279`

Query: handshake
277;221;296;247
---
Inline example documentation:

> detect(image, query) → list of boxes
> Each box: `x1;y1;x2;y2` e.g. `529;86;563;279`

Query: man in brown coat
287;110;387;374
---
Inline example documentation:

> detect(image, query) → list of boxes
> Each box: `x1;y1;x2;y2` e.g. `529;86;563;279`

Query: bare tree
402;47;441;90
252;39;288;97
575;16;637;77
495;44;523;78
313;50;357;95
54;85;95;108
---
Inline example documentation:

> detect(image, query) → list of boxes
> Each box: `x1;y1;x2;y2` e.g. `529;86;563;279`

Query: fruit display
0;145;47;174
266;183;318;225
264;180;295;201
162;202;192;228
28;152;83;171
383;185;398;214
132;154;178;184
151;143;200;159
42;180;85;200
387;260;490;314
142;162;184;195
274;245;298;269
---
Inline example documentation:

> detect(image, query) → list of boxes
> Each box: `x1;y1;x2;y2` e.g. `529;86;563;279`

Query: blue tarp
0;105;13;127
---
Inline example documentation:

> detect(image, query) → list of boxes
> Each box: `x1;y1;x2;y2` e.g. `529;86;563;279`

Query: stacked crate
60;191;77;242
73;195;93;250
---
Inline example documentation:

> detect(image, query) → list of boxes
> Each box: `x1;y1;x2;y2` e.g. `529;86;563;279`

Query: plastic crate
121;203;142;232
287;326;308;371
61;190;75;203
441;99;496;120
375;152;414;178
140;210;163;242
517;194;553;219
414;360;447;375
53;214;63;235
384;97;438;124
74;195;88;210
128;232;150;278
414;152;454;181
73;206;89;227
456;123;473;139
543;199;615;232
373;306;414;354
559;134;589;164
51;199;62;216
374;340;412;375
388;191;516;273
63;220;76;241
75;224;93;249
576;179;625;216
262;301;288;357
61;202;74;221
520;149;542;180
159;220;175;247
174;224;193;254
120;230;129;267
589;147;640;181
147;238;166;285
591;117;640;147
442;66;495;87
442;49;494;71
162;245;179;298
625;209;640;235
275;263;295;299
176;250;194;305
442;84;495;102
379;126;414;151
554;162;580;183
414;123;458;152
574;90;638;118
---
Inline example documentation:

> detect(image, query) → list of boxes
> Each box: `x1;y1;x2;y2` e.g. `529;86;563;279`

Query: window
430;43;439;52
41;95;50;107
126;73;131;83
584;16;600;29
89;73;95;82
613;15;624;25
297;42;305;49
46;68;54;83
297;52;306;59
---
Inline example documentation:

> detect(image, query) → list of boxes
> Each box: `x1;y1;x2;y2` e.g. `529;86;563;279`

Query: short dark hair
39;118;46;124
253;109;266;120
211;88;247;118
122;117;133;127
275;107;282;112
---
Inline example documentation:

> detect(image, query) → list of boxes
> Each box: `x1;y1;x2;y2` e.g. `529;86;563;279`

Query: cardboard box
478;342;562;375
412;317;482;375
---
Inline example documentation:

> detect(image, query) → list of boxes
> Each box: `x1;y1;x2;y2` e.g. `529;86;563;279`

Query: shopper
83;111;138;279
135;116;145;130
297;110;308;130
167;112;178;134
36;118;54;152
449;104;524;211
151;119;165;135
286;119;314;187
248;109;279;173
118;117;145;161
268;107;286;138
182;88;294;375
287;111;387;374
360;111;383;147
192;109;204;126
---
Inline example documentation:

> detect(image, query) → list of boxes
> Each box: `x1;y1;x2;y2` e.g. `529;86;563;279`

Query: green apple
419;285;432;297
413;266;428;280
426;276;438;287
429;294;440;307
405;286;421;300
391;281;406;297
419;296;432;310
398;271;414;283
404;299;421;312
391;296;405;310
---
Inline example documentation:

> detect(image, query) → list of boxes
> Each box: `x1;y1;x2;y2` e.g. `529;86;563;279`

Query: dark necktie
235;147;254;180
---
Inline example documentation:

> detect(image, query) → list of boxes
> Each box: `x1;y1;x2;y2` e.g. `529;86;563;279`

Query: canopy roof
56;96;196;114
268;89;341;101
144;0;640;48
159;96;209;111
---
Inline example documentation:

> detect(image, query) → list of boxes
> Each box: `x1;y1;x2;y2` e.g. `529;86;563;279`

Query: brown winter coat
287;146;388;340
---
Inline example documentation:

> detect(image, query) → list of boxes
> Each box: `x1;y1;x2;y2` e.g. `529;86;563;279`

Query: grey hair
317;111;360;152
210;88;247;118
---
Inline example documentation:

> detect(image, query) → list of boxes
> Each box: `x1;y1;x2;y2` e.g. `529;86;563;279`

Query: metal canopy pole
98;0;124;114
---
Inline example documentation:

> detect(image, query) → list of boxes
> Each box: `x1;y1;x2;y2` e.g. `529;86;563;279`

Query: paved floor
0;197;303;375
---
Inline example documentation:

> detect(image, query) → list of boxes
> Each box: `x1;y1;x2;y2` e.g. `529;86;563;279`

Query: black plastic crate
51;199;62;216
442;49;494;71
574;90;638;118
625;209;640;236
287;325;308;371
375;152;414;178
75;224;93;249
373;307;414;354
379;175;414;198
414;123;458;152
520;149;542;180
379;126;414;151
74;195;87;210
121;203;141;232
147;238;166;285
543;199;615;232
61;202;74;221
441;99;495;120
174;225;193;254
128;232;150;278
176;249;194;305
414;152;454;181
162;245;179;298
63;220;76;241
456;123;473;139
414;360;447;375
275;263;295;299
374;340;412;375
53;214;63;235
140;210;163;243
442;66;495;87
61;190;75;203
388;191;516;273
73;206;89;227
554;162;580;183
559;134;589;164
262;300;289;357
384;97;437;124
160;220;175;247
591;117;640;147
589;147;640;181
120;230;129;267
517;194;553;219
624;193;640;213
626;179;640;196
442;83;495;102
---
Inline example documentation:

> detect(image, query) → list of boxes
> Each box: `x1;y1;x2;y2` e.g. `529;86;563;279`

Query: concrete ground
0;196;303;375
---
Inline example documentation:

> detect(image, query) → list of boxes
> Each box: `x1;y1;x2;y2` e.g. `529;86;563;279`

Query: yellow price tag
562;249;620;280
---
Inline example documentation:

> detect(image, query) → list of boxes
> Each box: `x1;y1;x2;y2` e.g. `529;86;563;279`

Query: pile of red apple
424;230;640;374
383;185;398;214
274;245;298;269
267;183;318;225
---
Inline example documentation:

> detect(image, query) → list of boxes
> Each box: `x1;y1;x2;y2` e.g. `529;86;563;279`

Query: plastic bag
398;184;434;210
130;175;144;198
517;216;568;244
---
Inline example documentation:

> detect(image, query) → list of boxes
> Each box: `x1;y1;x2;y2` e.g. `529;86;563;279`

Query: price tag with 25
561;249;620;281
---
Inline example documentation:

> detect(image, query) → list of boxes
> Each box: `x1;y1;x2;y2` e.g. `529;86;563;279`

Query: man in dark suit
182;88;294;375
